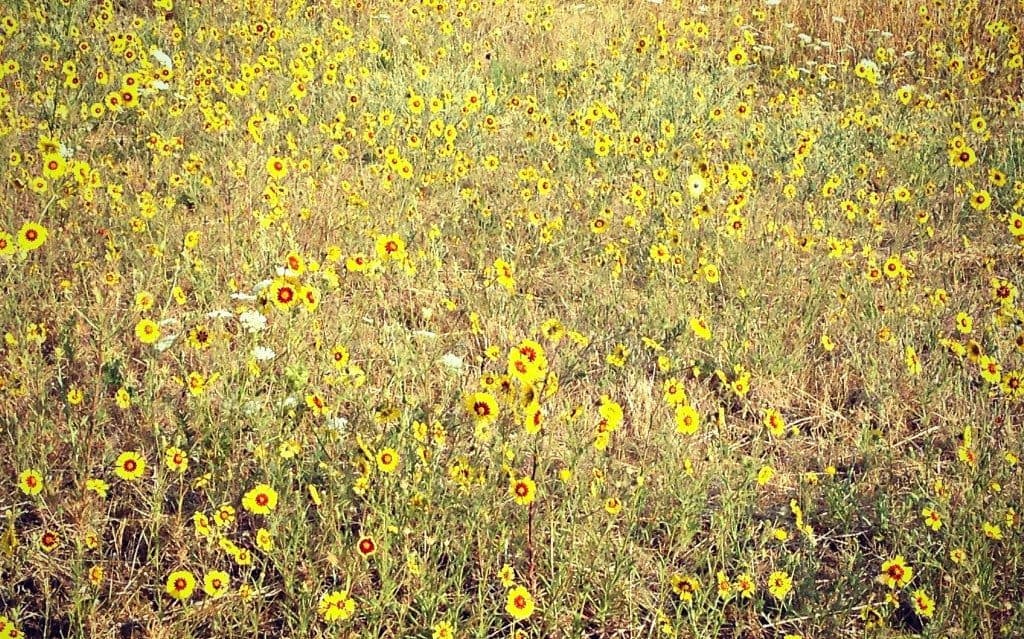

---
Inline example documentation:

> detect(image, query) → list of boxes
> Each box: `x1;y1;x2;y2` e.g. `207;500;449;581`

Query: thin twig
760;602;876;629
892;425;941;449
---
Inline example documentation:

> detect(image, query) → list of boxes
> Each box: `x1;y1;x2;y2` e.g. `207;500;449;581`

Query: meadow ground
1;0;1023;637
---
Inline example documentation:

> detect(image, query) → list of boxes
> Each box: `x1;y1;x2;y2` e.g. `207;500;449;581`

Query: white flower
326;416;349;434
154;333;178;352
439;353;464;371
206;309;234;319
150;48;173;69
241;400;263;416
230;292;258;302
239;309;268;333
252;345;276;361
252;279;273;292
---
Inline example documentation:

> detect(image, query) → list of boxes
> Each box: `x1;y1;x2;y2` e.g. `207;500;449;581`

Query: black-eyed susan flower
990;277;1018;307
949;548;967;565
186;371;216;396
767;570;792;600
17;221;47;251
186;324;214;350
202;570;230;598
1001;370;1023;399
305;392;329;416
684;173;708;199
982;522;1003;540
193;512;212;539
266;155;288;179
1008;213;1024;236
735;573;756;598
134;318;160;345
164;447;188;473
597;395;623;428
18;469;43;496
670;574;700;602
523;402;543;435
969;189;991;211
256;527;275;552
498;563;515;587
715;571;732;599
330;344;350;369
0;231;15;257
267;277;300;311
39;529;60;553
949;145;976;168
464;391;500;426
606;343;628;368
214;503;236;528
674;404;700;435
165;569;196;600
242;483;278;515
905;346;922;376
301;284;321;312
233;547;254;567
490;258;516;292
955;312;973;334
505;585;535;620
318;589;356;622
114;451;146;481
374;233;407;261
509;475;536;506
921;507;942;531
764;408;787;437
879;556;913;588
727;44;748;66
978;355;1002;384
910;589;935;618
539;318;565;343
662;377;686;406
376;448;399;474
278;440;301;459
689;317;711;340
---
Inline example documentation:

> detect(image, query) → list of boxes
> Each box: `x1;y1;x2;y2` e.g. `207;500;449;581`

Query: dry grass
1;0;1023;637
